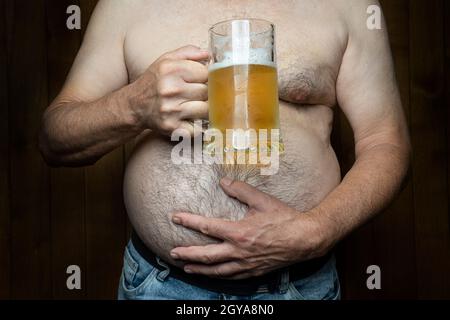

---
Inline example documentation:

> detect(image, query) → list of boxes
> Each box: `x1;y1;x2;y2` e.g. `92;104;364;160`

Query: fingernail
172;215;181;224
221;176;233;186
184;268;193;274
170;251;179;259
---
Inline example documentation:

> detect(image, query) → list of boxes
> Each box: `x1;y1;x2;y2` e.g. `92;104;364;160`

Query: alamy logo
66;265;81;290
170;121;281;175
366;265;381;290
366;5;382;30
66;5;81;30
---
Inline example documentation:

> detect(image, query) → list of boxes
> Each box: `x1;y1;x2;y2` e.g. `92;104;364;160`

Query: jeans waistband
131;231;331;296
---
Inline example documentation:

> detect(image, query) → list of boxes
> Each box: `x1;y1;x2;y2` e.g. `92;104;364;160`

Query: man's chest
124;0;347;107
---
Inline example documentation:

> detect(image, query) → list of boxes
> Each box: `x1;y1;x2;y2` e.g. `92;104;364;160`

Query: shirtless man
39;0;410;300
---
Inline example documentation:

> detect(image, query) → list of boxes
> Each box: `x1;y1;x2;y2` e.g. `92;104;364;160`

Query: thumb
219;177;271;209
166;45;209;62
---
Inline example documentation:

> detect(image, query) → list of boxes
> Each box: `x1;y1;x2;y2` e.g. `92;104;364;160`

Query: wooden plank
79;0;128;299
0;0;11;300
371;0;417;299
445;0;450;292
7;0;51;299
338;224;377;299
85;151;127;299
410;0;450;299
46;0;87;299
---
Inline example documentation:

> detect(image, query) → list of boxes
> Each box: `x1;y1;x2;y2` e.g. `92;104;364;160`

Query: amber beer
207;19;282;158
208;63;279;137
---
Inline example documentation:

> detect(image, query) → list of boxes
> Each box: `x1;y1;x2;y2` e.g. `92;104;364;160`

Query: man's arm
39;1;209;166
168;1;410;278
310;0;410;247
39;0;134;166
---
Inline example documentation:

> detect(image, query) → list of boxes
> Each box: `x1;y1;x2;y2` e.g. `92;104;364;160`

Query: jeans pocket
288;260;340;300
120;242;158;295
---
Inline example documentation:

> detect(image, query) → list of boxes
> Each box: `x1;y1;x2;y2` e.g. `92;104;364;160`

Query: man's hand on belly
169;177;335;280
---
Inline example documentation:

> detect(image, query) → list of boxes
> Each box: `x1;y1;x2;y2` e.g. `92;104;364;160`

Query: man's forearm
308;142;410;252
39;83;144;166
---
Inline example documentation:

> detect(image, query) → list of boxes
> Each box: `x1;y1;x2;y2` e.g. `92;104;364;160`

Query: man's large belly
123;103;341;267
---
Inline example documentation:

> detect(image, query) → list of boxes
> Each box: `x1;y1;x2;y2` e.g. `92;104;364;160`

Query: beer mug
206;19;283;160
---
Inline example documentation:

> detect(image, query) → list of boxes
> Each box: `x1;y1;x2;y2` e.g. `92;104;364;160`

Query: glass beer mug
206;19;283;162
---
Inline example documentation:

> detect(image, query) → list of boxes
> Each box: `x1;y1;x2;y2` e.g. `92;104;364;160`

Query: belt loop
155;257;171;282
278;268;290;294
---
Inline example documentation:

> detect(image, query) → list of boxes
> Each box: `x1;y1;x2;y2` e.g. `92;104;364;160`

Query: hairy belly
123;105;341;267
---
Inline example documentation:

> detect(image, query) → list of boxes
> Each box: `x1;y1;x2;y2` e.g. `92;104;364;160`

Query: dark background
1;0;449;299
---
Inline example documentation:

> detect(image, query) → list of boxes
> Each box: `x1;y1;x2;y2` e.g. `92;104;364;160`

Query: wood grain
85;150;127;299
7;0;51;299
445;0;450;285
410;0;450;299
0;0;11;300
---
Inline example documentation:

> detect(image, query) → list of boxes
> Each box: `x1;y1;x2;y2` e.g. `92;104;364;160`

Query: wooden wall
1;0;449;299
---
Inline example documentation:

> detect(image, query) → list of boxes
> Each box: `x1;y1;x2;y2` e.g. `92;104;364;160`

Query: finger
183;261;246;278
219;177;272;209
179;101;208;120
180;83;208;101
177;60;209;83
172;212;237;241
162;60;208;83
170;243;237;264
165;45;209;62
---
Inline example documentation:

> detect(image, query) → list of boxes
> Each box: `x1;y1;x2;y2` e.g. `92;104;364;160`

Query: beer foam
209;48;275;71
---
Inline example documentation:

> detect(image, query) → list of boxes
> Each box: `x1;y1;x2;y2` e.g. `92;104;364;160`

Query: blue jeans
117;240;340;300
